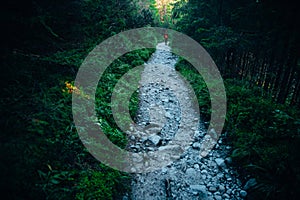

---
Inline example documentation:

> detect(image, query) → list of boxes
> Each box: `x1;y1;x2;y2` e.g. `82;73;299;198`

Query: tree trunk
291;75;300;106
263;53;275;93
277;57;297;104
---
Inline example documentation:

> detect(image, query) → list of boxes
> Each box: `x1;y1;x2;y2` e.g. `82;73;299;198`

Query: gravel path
124;43;246;200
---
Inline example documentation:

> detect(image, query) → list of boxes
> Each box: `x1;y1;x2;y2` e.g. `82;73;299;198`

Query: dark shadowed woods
1;0;299;199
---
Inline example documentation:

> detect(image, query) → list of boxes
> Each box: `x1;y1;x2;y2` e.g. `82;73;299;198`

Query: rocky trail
123;43;248;200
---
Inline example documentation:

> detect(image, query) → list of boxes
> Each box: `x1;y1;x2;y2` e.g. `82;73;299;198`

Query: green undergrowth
95;48;155;147
175;59;300;200
1;48;154;199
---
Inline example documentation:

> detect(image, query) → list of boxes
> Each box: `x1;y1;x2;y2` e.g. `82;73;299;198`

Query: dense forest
1;0;299;199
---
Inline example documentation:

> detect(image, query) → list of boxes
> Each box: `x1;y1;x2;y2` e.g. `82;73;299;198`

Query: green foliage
75;170;114;200
172;1;300;198
1;48;153;199
225;81;300;199
95;49;154;146
176;60;300;200
175;59;211;122
35;165;130;200
1;0;156;198
172;0;300;104
41;49;89;67
75;167;130;200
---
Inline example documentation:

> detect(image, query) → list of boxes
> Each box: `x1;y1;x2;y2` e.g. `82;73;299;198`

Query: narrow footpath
125;43;246;200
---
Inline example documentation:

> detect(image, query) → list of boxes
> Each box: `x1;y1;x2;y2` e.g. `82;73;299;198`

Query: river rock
186;168;196;176
215;158;226;168
225;157;232;165
192;142;201;149
129;43;245;200
240;190;247;197
190;184;206;192
148;134;161;146
164;111;172;118
209;186;217;192
218;185;225;193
